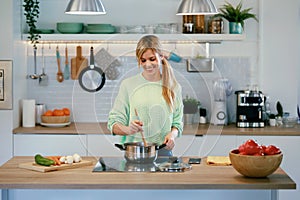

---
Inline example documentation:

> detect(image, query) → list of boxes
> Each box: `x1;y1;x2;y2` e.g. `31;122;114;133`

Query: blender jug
211;79;232;125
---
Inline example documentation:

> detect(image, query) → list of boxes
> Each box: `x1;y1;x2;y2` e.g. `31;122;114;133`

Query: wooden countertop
13;122;300;136
0;156;296;190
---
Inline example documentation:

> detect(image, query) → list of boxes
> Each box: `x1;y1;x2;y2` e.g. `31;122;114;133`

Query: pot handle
156;143;167;150
114;144;126;151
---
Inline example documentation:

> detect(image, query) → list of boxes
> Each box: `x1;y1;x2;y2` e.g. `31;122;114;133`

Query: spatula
134;108;148;147
64;46;70;80
56;46;64;82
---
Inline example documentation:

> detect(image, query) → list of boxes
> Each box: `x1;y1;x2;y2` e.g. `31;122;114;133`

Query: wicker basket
41;116;70;124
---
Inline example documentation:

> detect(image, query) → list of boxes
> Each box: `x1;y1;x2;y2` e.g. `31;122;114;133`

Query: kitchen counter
0;156;296;190
13;123;300;136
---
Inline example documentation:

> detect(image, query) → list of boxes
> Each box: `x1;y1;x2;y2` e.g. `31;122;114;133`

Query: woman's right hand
112;121;143;136
127;120;143;135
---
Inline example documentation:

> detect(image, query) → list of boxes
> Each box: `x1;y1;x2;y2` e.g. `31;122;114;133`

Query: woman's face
140;49;161;79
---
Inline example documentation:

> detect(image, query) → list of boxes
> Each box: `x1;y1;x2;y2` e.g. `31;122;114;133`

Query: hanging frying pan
78;46;106;92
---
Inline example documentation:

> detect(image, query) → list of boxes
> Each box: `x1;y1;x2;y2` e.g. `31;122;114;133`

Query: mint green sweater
107;73;184;145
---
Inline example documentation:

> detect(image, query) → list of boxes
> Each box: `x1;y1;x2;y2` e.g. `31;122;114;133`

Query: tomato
264;145;281;155
236;140;281;156
261;145;267;152
243;139;262;155
238;144;245;153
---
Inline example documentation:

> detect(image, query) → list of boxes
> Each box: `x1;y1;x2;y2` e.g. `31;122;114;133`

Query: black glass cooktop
92;156;191;172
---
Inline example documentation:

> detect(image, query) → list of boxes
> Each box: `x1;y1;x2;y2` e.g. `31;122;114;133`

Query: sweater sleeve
171;85;184;137
107;81;130;134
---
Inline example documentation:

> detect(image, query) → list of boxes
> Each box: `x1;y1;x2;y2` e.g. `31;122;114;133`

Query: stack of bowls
282;117;298;128
86;24;116;34
57;22;84;34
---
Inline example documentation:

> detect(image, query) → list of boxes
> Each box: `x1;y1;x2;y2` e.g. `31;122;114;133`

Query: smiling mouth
145;67;153;71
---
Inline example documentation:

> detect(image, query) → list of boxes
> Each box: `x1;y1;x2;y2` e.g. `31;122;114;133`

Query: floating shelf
22;33;246;44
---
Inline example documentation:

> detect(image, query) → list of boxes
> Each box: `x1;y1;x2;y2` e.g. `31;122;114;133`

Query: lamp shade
176;0;218;15
65;0;106;15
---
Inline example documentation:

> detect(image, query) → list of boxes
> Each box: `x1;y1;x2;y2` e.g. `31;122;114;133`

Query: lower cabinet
87;135;123;157
13;134;88;156
13;134;238;157
173;135;237;157
173;135;203;156
199;135;237;157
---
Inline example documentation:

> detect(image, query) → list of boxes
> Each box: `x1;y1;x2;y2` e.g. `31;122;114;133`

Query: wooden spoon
134;109;148;147
56;46;64;82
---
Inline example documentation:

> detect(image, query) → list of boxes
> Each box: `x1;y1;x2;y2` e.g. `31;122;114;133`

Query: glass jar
208;17;223;34
182;15;194;33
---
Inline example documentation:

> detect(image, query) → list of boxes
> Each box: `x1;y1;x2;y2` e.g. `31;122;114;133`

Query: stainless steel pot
115;142;166;163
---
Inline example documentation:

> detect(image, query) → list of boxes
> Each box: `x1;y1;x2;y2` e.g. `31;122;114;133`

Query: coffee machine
235;90;265;128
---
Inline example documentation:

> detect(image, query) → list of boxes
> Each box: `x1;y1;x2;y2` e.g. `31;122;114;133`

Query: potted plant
275;101;283;126
215;1;258;34
23;0;40;47
183;95;200;114
269;113;276;126
183;95;200;124
276;101;283;118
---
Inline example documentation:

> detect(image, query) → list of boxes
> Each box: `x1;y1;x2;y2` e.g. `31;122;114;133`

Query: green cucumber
34;154;55;166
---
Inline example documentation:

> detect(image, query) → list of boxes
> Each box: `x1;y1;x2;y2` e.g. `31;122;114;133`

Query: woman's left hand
163;132;176;150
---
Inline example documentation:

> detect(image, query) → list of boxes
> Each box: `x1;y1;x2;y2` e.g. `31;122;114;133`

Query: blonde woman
107;35;183;156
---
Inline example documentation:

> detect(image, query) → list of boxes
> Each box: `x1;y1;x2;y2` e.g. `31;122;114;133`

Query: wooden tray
19;160;93;172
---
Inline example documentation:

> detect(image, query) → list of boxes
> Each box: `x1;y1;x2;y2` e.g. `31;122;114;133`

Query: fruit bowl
229;149;283;178
41;115;70;124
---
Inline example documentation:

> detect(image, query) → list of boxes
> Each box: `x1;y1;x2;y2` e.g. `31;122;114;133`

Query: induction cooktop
92;156;191;172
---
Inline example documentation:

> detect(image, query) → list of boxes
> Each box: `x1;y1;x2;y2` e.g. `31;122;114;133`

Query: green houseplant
23;0;40;47
215;1;258;34
183;95;200;114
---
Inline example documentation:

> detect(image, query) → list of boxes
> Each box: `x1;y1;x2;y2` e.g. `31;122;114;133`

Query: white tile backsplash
27;47;251;124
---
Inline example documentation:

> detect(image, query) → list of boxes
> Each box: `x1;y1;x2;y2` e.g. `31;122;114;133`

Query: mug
167;52;182;63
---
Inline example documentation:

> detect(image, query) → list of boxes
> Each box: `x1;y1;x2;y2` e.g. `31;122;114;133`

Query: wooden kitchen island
0;156;296;200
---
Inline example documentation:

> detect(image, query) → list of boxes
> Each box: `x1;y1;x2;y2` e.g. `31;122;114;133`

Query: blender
211;78;232;125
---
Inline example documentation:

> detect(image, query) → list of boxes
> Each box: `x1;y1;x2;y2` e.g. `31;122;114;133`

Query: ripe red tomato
243;139;262;155
237;139;281;156
238;144;246;153
264;145;281;155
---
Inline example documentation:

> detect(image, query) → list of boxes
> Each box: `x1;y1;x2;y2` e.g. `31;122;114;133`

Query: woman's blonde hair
136;35;178;111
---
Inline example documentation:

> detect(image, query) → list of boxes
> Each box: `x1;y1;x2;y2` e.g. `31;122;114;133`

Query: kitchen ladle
56;46;64;82
134;109;148;147
38;45;48;86
27;46;39;79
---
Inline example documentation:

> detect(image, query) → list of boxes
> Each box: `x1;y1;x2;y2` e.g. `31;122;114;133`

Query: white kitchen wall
260;0;299;117
26;45;251;123
0;0;15;166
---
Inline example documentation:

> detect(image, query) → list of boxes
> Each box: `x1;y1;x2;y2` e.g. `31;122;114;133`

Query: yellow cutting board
206;156;231;166
19;160;93;172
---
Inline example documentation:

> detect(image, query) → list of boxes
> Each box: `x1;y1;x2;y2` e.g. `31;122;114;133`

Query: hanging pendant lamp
176;0;218;15
65;0;106;15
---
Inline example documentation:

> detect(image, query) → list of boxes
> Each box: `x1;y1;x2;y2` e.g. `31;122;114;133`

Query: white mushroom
66;155;74;164
73;153;81;163
59;156;66;163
